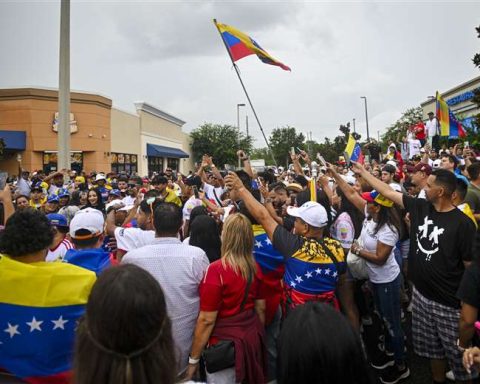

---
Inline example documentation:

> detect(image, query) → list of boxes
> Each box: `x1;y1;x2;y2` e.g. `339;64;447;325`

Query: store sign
447;88;480;106
52;112;78;133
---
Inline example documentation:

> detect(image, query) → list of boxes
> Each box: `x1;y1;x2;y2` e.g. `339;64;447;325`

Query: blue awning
147;143;189;158
0;130;26;151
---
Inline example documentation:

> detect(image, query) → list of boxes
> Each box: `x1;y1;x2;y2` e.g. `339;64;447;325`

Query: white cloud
0;1;479;148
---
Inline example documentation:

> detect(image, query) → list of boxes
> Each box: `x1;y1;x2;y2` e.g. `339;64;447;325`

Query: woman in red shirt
186;213;267;384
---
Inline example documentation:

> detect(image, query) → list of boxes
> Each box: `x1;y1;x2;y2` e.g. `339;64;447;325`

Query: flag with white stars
0;255;96;383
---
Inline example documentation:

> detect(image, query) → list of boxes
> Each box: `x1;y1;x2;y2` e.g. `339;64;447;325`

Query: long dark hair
336;189;364;239
373;203;402;237
278;302;374;384
74;264;176;384
189;215;221;262
85;188;105;213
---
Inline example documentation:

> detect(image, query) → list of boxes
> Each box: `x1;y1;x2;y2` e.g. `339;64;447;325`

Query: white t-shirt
426;118;439;137
360;219;400;284
114;227;156;252
330;212;355;250
389;182;403;193
46;238;74;262
418;189;427;199
182;196;204;221
203;183;225;206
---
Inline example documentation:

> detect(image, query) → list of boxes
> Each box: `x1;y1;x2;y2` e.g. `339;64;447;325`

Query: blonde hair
221;213;256;280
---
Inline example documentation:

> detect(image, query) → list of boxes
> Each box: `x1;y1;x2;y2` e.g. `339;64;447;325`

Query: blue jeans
371;274;405;363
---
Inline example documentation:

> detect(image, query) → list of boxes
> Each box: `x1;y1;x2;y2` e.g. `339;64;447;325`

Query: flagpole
213;19;277;166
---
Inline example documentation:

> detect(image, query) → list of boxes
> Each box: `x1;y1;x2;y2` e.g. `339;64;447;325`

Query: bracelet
457;338;470;353
188;355;200;365
264;198;273;204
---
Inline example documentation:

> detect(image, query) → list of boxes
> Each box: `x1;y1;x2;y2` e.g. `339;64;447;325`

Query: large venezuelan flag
0;256;96;383
214;20;291;71
436;91;467;138
252;225;285;324
345;135;364;164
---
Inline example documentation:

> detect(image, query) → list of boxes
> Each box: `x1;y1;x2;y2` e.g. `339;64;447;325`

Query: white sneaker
446;370;455;381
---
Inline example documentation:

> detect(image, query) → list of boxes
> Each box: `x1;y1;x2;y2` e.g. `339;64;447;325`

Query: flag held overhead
436;91;466;138
345;135;364;164
214;19;291;71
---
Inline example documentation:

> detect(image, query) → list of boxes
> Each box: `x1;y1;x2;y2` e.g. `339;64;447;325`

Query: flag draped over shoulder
0;256;96;383
436;91;466;138
345;135;364;164
214;20;291;71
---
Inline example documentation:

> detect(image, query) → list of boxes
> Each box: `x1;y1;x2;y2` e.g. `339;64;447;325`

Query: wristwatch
188;355;200;365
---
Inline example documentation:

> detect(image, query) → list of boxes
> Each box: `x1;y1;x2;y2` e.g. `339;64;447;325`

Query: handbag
202;274;252;373
347;238;369;280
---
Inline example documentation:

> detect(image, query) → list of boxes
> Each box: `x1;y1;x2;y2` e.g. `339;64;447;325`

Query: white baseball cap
95;173;106;182
432;159;441;169
287;201;328;228
70;208;105;239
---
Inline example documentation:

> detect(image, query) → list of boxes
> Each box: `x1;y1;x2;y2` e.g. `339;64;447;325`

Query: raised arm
326;163;366;212
224;172;278;240
237;150;254;178
351;161;404;208
290;152;304;176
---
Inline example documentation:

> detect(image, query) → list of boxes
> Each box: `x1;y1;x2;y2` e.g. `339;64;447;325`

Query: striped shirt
46;238;74;262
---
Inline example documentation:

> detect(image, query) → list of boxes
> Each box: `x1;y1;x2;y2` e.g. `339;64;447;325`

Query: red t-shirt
415;123;426;140
200;260;265;319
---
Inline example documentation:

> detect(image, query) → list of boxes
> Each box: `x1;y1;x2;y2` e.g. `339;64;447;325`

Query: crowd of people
0;134;480;384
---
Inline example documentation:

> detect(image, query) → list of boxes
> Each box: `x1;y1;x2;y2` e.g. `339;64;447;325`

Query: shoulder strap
319;239;346;275
240;272;253;312
212;188;223;206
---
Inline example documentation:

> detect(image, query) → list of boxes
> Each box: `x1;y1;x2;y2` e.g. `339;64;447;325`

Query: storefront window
167;158;179;171
43;152;83;174
111;152;137;175
148;156;164;176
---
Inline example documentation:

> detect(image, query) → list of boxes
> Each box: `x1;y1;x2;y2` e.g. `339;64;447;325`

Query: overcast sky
1;1;479;147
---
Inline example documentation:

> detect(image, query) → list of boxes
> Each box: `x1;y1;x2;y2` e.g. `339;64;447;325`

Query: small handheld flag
344;135;364;164
436;92;466;138
214;20;291;71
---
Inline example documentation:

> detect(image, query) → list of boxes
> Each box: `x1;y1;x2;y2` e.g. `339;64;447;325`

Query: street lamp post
360;96;370;141
237;103;245;167
352;118;356;133
58;0;71;171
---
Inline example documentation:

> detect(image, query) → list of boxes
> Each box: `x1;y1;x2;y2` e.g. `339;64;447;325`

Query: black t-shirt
403;195;476;308
457;260;480;312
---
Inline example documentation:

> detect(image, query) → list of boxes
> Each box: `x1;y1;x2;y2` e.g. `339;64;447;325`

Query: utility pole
237;103;245;168
246;114;249;139
360;96;370;141
353;118;356;133
58;0;71;170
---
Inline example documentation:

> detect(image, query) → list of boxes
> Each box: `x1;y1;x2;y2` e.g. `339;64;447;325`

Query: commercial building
0;87;193;176
421;75;480;131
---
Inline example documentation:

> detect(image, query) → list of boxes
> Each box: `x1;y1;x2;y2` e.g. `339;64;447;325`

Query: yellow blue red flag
436;91;466;138
214;20;291;71
345;135;364;164
0;255;96;383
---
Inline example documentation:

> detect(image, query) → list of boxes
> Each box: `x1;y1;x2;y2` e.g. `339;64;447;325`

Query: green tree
269;126;305;167
381;107;423;145
190;123;253;168
250;147;275;164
